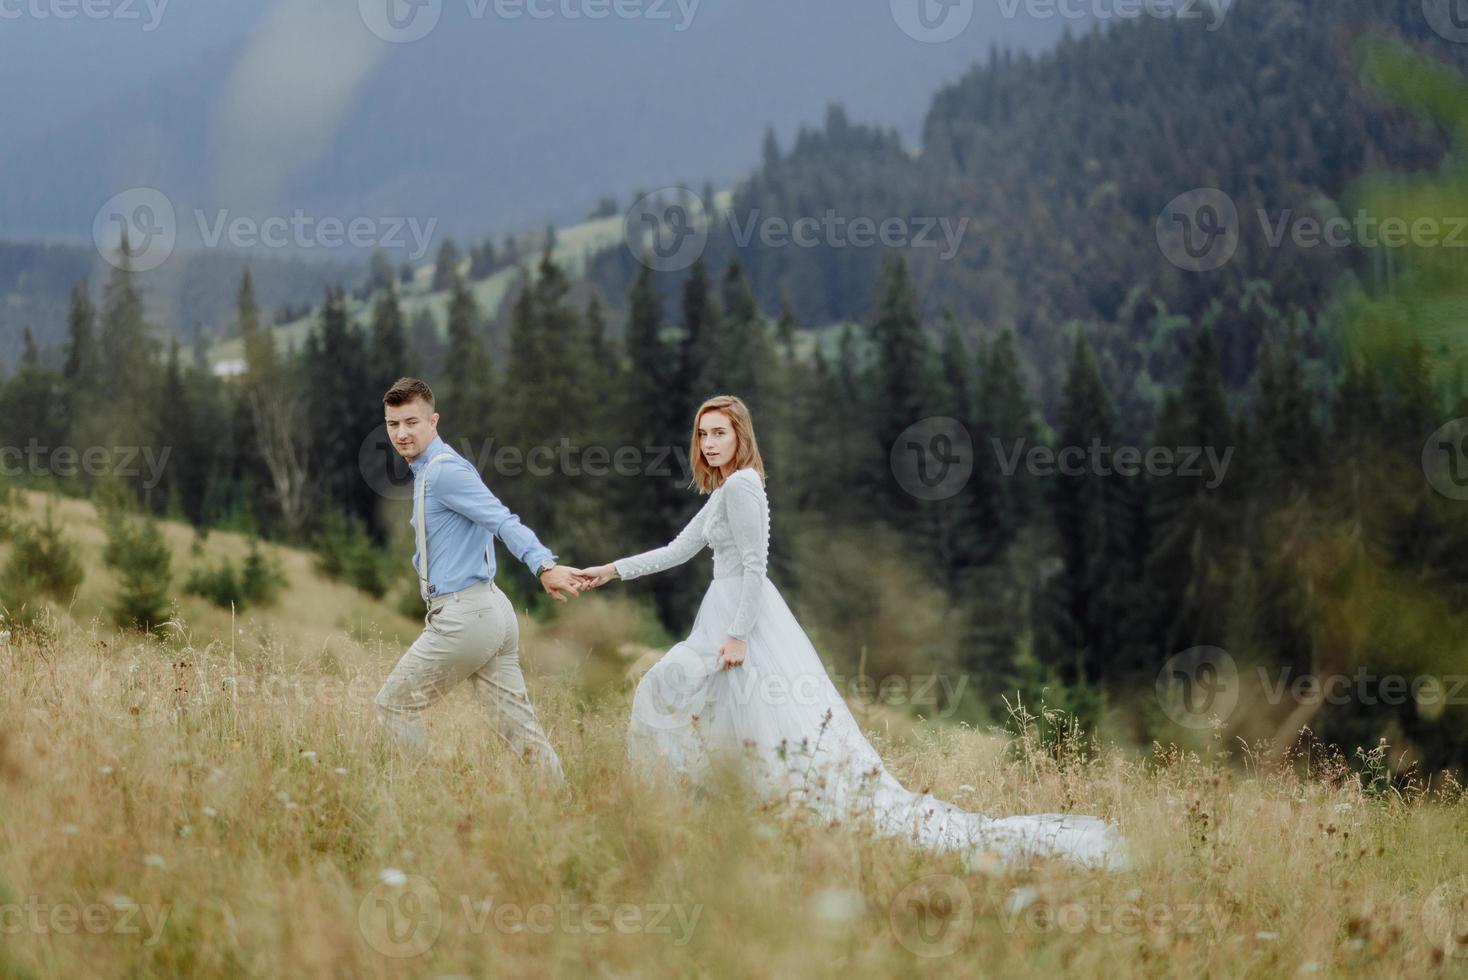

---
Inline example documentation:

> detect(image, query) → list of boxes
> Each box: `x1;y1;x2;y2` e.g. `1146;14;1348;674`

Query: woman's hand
581;564;620;588
717;636;747;670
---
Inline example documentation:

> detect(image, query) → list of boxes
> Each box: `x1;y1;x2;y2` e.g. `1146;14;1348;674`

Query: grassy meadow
2;491;1467;978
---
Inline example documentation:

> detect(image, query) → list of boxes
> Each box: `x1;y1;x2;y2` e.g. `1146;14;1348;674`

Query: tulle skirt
626;576;1131;872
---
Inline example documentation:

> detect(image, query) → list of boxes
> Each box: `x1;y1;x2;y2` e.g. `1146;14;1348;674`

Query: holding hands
538;564;598;603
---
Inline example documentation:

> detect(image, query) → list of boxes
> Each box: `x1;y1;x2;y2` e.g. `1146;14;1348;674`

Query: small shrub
101;507;173;633
0;507;84;619
186;540;287;612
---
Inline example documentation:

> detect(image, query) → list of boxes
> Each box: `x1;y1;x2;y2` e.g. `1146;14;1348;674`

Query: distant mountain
583;0;1468;421
0;0;1073;248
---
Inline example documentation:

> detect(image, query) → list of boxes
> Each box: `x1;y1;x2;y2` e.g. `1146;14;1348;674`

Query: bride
582;395;1130;871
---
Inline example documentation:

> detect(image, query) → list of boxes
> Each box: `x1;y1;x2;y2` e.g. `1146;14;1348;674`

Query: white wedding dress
614;468;1130;871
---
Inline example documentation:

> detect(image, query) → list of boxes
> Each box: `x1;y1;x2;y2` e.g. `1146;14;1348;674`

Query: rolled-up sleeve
432;462;556;574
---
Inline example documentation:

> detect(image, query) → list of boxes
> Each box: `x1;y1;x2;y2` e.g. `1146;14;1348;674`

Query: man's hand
717;636;747;670
539;564;592;603
580;564;620;588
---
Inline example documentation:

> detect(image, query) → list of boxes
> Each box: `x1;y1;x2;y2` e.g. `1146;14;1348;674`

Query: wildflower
143;854;167;870
378;868;408;888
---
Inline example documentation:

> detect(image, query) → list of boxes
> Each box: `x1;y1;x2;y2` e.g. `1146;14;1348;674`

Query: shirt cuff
525;548;556;574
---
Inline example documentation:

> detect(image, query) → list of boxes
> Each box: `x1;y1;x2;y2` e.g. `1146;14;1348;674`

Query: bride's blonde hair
688;395;766;494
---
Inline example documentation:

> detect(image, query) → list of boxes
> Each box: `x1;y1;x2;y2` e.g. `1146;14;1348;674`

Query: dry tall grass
2;491;1467;977
3;611;1467;979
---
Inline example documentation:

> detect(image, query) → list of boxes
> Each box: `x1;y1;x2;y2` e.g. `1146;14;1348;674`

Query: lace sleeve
613;498;713;581
724;471;769;641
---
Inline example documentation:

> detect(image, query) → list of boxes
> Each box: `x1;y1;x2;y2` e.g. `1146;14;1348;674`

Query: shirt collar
408;434;447;475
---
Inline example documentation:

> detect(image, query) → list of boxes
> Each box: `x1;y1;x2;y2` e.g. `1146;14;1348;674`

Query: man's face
385;398;439;462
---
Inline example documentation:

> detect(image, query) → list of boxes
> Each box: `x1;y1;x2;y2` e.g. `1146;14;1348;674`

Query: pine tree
676;257;716;422
442;270;494;444
432;238;462;293
368;281;411;386
1043;333;1134;688
870;253;932;513
1145;325;1238;663
63;281;97;386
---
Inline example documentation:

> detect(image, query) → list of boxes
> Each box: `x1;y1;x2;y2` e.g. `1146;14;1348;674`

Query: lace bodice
613;468;769;640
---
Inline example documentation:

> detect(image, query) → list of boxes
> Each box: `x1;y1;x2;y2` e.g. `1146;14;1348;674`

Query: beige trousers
373;580;565;783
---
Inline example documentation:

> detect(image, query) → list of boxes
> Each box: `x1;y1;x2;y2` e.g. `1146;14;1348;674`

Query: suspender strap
415;451;456;601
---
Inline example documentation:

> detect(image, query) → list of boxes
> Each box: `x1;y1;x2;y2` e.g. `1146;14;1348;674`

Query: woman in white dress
582;396;1130;871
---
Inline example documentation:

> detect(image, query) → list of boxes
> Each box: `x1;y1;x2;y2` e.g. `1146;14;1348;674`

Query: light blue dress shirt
408;434;556;597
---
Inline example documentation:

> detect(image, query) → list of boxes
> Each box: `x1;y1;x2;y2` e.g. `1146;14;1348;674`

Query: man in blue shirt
372;377;587;780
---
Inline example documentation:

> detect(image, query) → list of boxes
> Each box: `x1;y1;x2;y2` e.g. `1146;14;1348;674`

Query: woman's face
698;410;738;470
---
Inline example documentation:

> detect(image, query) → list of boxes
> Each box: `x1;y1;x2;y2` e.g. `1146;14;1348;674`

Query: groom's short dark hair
383;377;435;410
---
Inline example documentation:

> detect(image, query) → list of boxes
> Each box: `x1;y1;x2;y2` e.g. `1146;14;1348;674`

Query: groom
372;377;589;780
